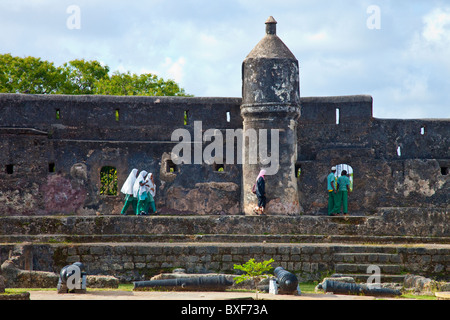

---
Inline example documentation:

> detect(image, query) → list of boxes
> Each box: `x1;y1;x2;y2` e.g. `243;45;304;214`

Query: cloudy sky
1;0;449;119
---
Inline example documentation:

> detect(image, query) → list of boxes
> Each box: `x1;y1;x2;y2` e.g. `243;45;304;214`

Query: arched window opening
166;159;177;173
100;166;118;195
295;163;301;178
334;164;353;191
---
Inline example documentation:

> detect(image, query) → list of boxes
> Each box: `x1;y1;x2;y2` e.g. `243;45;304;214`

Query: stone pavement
28;290;380;300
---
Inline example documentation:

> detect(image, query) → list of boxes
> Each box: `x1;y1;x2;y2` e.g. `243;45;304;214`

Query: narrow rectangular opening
420;126;426;135
226;111;231;123
441;167;449;176
5;164;14;174
115;109;120;122
55;109;60;120
396;146;402;157
214;163;224;172
295;164;301;178
336;108;340;125
49;162;55;173
184;110;189;125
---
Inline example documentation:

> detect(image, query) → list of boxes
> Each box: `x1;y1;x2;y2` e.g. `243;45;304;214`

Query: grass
398;293;437;300
298;282;318;294
2;283;439;300
4;283;134;294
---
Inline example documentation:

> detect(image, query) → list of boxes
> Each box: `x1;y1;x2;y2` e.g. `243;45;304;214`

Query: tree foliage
234;258;274;300
0;54;64;94
94;71;188;96
60;59;110;94
0;54;191;96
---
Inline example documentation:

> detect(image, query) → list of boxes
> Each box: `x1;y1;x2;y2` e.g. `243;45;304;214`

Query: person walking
327;166;338;216
336;170;352;215
133;170;150;215
120;168;139;215
253;169;266;215
144;173;157;215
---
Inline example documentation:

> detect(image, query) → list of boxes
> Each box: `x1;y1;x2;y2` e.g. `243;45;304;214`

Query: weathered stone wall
296;96;450;214
0;93;448;216
1;209;448;242
1;242;448;283
0;94;243;216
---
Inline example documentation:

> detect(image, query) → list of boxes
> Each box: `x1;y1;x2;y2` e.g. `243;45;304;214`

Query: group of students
327;166;352;216
120;169;157;216
253;167;352;216
119;167;349;216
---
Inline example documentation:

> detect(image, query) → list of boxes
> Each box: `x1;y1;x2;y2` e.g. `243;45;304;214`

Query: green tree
0;54;191;97
60;59;110;94
234;258;274;300
94;71;190;96
0;54;65;94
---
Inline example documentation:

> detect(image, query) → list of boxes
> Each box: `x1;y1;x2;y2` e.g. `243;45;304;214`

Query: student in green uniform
327;166;338;216
144;173;157;215
120;168;139;215
133;170;150;215
336;170;352;215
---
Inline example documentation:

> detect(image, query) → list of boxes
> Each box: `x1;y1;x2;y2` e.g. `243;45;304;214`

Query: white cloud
162;57;186;83
422;7;450;42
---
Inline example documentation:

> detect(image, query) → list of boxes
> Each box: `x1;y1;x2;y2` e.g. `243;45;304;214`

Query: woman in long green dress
133;170;149;215
144;173;157;215
120;168;138;215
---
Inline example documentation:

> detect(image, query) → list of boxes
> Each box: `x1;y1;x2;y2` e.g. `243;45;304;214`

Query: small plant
233;258;274;300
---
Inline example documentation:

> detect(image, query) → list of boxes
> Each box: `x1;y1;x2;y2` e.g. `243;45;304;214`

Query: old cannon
133;275;233;291
274;267;299;294
57;262;87;294
318;279;402;297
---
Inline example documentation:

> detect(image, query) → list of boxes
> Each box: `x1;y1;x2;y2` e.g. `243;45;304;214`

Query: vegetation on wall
100;166;118;196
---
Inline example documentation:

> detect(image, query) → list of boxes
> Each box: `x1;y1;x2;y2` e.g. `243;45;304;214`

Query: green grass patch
399;293;437;300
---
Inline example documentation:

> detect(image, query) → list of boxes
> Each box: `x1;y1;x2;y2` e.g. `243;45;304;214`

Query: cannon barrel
133;275;233;291
274;267;298;294
320;280;402;297
60;262;86;282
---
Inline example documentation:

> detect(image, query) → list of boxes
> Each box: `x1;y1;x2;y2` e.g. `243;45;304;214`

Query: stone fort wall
0;92;448;216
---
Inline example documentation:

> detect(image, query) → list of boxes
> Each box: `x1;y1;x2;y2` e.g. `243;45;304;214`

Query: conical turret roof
244;16;297;60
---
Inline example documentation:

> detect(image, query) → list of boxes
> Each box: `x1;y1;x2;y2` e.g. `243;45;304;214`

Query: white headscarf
145;173;156;197
133;170;148;198
120;168;138;195
256;169;266;181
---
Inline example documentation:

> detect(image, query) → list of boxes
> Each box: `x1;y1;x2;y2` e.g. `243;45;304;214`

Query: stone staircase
0;209;448;284
0;209;448;244
333;251;406;283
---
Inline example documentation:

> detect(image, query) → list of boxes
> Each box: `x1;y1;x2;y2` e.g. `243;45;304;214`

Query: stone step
337;273;406;284
0;233;448;245
334;253;402;264
0;215;449;244
335;263;404;274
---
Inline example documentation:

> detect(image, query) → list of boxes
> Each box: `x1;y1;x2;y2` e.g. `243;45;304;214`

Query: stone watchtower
241;17;301;215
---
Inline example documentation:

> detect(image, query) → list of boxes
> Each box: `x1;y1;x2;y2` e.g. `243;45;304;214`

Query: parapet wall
0;93;242;141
